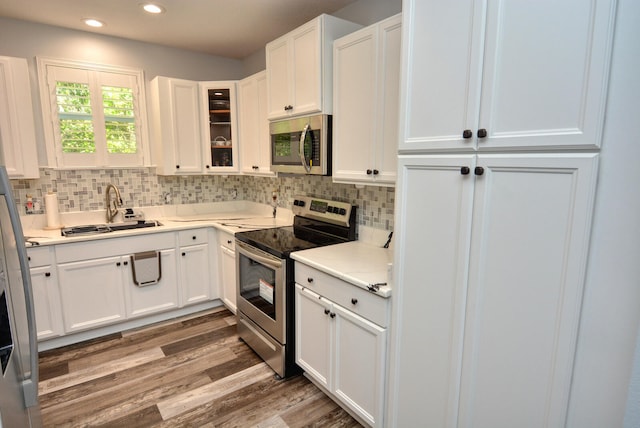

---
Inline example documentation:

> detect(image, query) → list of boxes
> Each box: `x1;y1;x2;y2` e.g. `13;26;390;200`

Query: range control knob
339;208;347;215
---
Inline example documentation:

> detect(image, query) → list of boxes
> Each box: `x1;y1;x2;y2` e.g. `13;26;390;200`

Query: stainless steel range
235;196;356;378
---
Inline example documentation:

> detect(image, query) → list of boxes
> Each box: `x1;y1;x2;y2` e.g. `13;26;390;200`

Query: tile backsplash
11;168;394;230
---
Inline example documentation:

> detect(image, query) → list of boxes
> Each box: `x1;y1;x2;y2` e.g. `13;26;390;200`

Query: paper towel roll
44;192;61;229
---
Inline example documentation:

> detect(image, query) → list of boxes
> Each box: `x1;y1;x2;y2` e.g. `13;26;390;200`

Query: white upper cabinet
200;81;239;174
333;14;401;186
150;77;239;175
238;71;274;176
0;56;39;178
266;14;362;120
150;76;203;175
399;0;617;152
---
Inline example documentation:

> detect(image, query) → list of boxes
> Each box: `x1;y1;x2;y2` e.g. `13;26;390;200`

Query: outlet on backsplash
163;192;172;204
24;195;43;215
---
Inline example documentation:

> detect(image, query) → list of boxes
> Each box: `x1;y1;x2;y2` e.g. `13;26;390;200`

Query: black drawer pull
461;166;470;175
227;240;232;244
351;298;358;305
192;236;196;240
182;252;186;256
307;277;314;283
324;309;330;315
123;261;128;266
477;128;487;138
475;166;485;176
45;272;51;277
116;262;121;266
330;313;336;319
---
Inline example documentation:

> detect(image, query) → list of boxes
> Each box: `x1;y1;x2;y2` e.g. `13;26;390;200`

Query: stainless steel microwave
270;114;331;175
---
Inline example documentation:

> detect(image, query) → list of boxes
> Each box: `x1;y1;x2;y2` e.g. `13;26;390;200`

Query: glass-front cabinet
200;82;239;174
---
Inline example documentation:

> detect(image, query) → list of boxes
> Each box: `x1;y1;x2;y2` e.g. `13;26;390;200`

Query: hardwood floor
38;307;362;427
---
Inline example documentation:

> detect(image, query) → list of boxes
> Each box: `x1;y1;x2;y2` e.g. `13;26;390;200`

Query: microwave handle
298;123;311;173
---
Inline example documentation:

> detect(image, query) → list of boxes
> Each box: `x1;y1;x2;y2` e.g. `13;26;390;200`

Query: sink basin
61;220;162;237
108;220;162;231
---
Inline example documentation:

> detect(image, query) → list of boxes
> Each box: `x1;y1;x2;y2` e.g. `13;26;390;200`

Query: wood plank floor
38;307;363;427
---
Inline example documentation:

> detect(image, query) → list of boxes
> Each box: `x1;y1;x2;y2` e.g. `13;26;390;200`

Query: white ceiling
0;0;359;59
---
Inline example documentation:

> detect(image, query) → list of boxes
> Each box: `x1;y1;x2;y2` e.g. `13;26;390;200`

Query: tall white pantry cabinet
388;1;617;428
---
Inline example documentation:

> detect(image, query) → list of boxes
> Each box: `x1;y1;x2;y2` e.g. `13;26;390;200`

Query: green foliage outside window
55;82;137;155
56;81;95;153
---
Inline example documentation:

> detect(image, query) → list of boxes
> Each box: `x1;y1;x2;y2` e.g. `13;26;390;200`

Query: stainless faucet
105;183;123;223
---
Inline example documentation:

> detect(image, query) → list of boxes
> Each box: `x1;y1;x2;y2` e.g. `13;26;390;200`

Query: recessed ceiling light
83;18;105;28
142;3;165;14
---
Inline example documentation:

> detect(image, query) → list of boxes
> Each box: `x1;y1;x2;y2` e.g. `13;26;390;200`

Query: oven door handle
298;123;312;173
237;241;283;270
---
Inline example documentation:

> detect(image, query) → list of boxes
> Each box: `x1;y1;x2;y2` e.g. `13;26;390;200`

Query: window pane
56;82;96;153
102;86;137;154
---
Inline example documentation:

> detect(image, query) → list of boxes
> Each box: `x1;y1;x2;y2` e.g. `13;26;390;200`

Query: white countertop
22;201;293;246
291;240;393;298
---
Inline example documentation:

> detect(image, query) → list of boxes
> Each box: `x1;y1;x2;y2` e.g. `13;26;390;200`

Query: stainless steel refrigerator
0;164;41;427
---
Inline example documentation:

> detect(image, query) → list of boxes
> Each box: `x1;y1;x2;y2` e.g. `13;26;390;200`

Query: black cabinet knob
463;129;473;139
461;166;470;175
192;236;196;240
324;309;330;315
227;240;232;244
307;277;314;283
373;169;379;175
477;128;487;138
330;313;336;319
475;166;485;176
206;165;210;169
124;261;128;266
176;165;180;169
182;252;186;256
45;272;51;277
116;262;121;266
366;169;372;175
351;298;358;305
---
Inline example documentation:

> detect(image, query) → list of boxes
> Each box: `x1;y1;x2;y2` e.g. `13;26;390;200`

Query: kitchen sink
61;220;162;237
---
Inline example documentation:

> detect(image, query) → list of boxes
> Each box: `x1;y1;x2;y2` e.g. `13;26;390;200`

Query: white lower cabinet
57;255;129;332
27;247;63;340
125;249;179;318
217;231;236;313
389;153;599;427
178;229;211;305
295;266;389;427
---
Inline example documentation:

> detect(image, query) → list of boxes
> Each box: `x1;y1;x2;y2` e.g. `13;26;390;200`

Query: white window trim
36;56;151;169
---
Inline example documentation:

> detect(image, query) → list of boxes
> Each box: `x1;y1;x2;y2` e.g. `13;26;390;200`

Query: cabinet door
201;81;239;173
57;256;127;332
332;26;378;184
180;243;211;305
238;71;274;176
333;303;387;427
151;77;203;174
295;284;332;390
290;19;322;117
266;37;292;120
373;15;402;185
30;266;63;340
477;0;616;151
398;0;484;152
219;245;236;313
458;153;598;428
125;249;178;318
388;154;476;428
0;56;39;178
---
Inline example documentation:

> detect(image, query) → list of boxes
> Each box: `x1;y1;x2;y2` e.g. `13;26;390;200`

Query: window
38;58;148;168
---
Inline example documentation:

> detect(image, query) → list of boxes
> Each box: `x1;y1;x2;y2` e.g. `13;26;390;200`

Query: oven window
238;252;277;319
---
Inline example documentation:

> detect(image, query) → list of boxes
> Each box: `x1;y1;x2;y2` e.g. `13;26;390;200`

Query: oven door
236;240;286;344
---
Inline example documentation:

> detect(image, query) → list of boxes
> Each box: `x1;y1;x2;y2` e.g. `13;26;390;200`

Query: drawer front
27;246;53;267
179;228;208;247
295;262;389;327
56;232;175;263
217;231;235;251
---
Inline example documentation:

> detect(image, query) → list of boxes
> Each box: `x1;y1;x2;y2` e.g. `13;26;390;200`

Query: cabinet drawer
295;263;389;327
179;228;208;247
27;246;53;267
56;232;175;263
217;231;235;251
